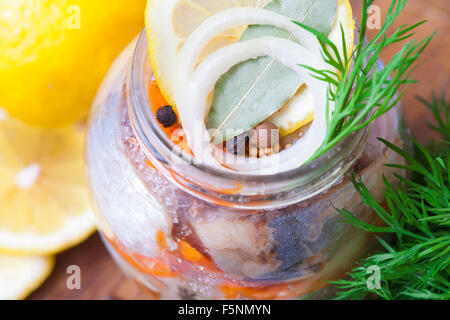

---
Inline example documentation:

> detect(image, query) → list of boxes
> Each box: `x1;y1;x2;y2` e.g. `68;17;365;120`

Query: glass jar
86;31;405;300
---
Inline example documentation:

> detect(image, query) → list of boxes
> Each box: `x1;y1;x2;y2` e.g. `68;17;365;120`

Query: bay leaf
206;0;337;142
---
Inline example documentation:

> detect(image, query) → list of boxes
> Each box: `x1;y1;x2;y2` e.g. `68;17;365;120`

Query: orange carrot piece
178;240;205;263
107;236;176;278
177;240;220;272
148;81;193;155
156;230;168;251
134;254;177;278
220;277;320;300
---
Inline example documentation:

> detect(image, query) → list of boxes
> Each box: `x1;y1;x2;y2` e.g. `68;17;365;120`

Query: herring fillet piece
207;0;337;142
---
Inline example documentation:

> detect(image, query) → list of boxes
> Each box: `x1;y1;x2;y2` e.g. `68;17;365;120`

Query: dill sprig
330;94;450;300
296;0;435;161
418;93;450;146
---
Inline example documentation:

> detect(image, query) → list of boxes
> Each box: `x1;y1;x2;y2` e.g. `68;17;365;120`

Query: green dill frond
331;94;450;300
295;0;447;300
418;92;450;146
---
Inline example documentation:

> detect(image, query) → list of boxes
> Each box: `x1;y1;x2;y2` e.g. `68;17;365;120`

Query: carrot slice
221;282;289;300
156;230;168;251
178;240;204;263
177;240;221;271
149;81;178;134
106;236;176;278
149;81;193;156
134;254;177;278
221;274;321;300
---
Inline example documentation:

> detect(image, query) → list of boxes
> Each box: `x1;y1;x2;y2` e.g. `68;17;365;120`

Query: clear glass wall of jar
85;32;405;300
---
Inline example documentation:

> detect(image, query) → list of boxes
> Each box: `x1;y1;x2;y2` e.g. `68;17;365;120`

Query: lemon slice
146;0;354;135
0;109;96;255
0;254;54;300
268;0;355;136
146;0;271;107
268;84;315;136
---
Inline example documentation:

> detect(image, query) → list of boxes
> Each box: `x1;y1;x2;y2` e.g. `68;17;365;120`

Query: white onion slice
177;37;330;174
176;7;321;89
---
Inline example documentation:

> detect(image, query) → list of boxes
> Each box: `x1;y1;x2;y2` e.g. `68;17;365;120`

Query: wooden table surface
29;0;450;300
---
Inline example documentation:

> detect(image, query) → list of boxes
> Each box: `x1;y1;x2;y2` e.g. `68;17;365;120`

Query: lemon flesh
0;0;146;128
0;109;95;255
0;255;54;300
146;0;271;108
267;85;315;137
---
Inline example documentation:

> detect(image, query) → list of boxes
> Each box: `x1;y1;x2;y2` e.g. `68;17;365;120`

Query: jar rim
128;30;372;208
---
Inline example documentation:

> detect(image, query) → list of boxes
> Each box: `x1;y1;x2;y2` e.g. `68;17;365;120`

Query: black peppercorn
156;105;177;128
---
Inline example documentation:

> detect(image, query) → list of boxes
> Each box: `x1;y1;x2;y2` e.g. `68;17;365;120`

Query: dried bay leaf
207;0;337;142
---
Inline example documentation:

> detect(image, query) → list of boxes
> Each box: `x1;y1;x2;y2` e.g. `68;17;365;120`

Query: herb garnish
331;94;450;300
297;0;435;161
207;0;337;142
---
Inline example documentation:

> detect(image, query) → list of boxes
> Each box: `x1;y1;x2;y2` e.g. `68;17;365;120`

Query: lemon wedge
0;254;54;300
0;109;96;255
268;84;315;136
145;0;355;136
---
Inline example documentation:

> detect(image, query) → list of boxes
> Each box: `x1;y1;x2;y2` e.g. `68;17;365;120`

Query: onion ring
177;37;330;174
176;7;321;86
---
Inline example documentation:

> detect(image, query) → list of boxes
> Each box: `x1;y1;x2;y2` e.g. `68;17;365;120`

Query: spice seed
156;105;177;127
